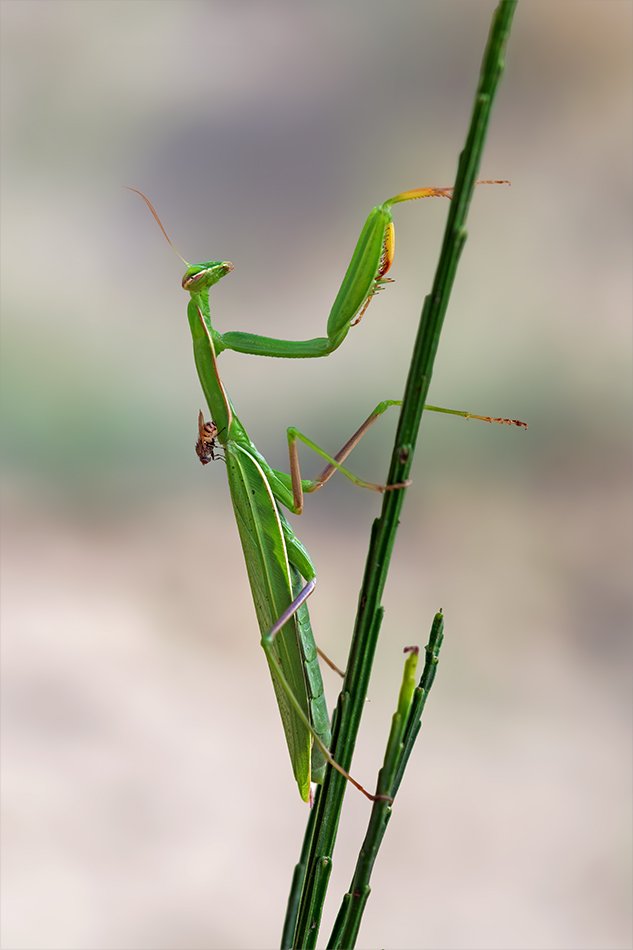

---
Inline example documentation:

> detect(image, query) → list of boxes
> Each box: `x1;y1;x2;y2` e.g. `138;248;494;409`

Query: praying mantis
130;182;524;802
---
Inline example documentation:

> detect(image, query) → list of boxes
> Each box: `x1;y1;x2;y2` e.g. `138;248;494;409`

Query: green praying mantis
130;182;525;802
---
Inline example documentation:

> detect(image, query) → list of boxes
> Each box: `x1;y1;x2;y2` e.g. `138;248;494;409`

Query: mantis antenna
125;187;190;267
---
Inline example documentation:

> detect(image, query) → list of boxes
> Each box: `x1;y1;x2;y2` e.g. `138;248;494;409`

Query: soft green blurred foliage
2;3;631;949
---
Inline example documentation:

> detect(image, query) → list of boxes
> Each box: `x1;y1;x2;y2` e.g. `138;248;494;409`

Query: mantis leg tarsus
380;478;412;492
424;404;527;428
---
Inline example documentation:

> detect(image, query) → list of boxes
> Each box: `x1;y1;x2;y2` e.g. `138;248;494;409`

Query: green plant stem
281;785;322;949
289;3;517;946
328;613;444;949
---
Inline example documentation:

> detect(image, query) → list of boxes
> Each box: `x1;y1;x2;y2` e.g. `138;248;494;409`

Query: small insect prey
195;410;221;464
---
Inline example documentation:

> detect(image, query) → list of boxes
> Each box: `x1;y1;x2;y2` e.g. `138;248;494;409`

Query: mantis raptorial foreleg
211;181;509;360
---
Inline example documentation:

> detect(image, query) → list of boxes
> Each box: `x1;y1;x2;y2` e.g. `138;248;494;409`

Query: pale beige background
1;2;631;949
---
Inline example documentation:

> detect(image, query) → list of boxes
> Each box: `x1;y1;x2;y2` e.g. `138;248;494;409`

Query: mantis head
182;261;234;294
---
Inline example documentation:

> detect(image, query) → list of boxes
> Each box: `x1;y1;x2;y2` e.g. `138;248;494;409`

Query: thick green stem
328;613;444;949
288;3;518;946
281;785;321;950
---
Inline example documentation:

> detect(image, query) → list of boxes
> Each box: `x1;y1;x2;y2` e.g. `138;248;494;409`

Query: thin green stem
289;3;518;946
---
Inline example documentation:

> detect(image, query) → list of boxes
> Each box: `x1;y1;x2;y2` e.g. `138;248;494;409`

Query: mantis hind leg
261;579;385;803
280;514;345;681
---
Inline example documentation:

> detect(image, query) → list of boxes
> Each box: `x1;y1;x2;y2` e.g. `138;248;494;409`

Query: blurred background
1;2;631;948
